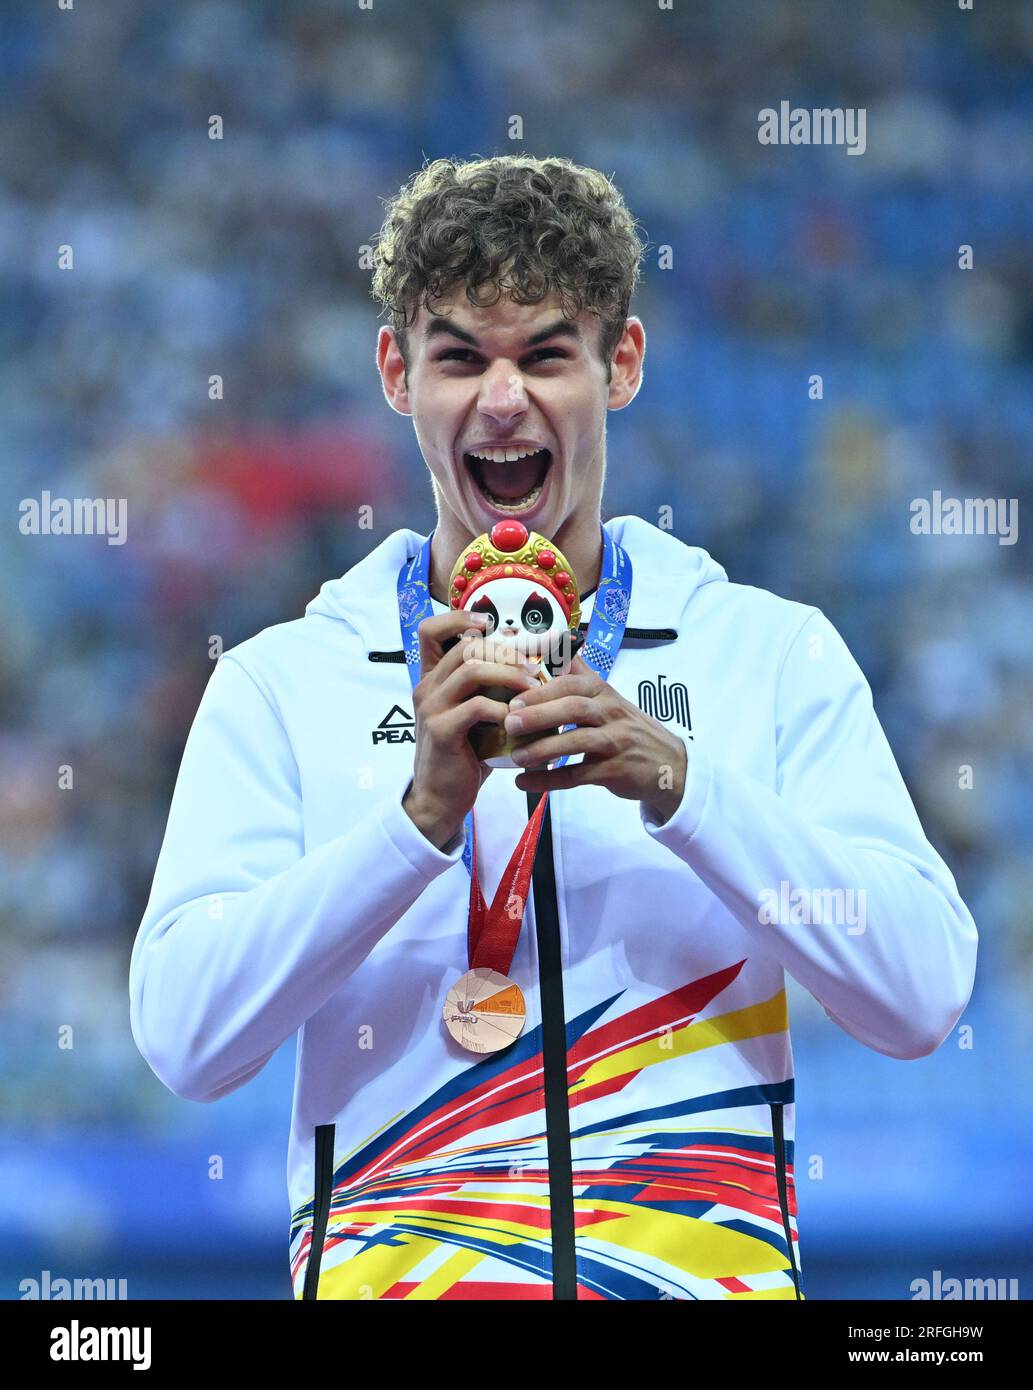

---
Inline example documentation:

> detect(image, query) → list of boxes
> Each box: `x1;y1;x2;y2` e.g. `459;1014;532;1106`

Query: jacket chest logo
372;704;415;745
637;675;692;733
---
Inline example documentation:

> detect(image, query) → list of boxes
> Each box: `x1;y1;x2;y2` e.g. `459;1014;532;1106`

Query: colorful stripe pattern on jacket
289;960;802;1300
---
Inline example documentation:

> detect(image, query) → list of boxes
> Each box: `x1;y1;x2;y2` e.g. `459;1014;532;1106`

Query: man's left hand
504;654;688;825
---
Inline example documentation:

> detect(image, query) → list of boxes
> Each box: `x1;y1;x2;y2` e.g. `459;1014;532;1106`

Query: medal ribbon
397;523;633;975
465;788;548;974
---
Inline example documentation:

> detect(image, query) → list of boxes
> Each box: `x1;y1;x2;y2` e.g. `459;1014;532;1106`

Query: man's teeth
481;477;546;511
465;444;550;511
468;446;545;463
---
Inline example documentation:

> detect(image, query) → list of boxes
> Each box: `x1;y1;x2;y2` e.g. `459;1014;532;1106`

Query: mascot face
463;575;568;646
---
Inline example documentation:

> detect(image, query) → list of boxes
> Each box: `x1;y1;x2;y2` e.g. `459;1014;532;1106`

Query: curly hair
370;155;646;376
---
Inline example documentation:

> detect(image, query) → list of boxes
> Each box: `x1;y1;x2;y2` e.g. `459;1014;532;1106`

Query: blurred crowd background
2;0;1031;1298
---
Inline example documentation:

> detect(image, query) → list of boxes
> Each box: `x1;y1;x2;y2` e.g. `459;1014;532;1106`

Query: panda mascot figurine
446;519;583;768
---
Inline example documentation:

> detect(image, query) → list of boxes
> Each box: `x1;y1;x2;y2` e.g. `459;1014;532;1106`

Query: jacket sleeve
640;608;978;1060
129;653;464;1103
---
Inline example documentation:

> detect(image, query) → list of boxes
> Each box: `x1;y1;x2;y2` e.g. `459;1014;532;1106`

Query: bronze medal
443;967;526;1054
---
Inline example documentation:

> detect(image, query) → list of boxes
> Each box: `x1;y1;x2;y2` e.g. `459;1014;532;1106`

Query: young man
130;155;978;1301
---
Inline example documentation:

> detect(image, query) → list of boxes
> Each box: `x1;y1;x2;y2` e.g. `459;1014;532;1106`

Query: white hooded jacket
129;514;978;1300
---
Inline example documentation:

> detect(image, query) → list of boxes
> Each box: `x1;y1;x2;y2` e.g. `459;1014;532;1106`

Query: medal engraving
443;967;526;1054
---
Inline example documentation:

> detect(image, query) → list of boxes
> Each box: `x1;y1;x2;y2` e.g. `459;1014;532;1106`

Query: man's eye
435;347;567;364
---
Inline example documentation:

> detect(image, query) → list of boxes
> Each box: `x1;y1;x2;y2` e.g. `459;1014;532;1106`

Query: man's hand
503;653;688;825
403;611;542;849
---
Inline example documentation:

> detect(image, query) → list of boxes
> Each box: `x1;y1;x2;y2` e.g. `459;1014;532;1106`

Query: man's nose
477;361;527;423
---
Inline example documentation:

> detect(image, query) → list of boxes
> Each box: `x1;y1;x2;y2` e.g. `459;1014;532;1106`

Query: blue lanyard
396;523;633;876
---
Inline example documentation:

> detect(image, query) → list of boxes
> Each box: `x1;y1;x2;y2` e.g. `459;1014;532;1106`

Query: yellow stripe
573;991;788;1091
572;1196;793;1280
725;1285;801;1300
405;1246;488;1300
317;1232;435;1300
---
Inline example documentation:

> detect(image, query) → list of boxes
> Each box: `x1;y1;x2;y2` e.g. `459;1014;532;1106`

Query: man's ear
607;316;646;411
377;325;413;416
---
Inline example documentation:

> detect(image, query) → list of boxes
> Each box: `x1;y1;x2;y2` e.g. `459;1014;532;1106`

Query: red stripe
568;961;746;1072
717;1276;752;1293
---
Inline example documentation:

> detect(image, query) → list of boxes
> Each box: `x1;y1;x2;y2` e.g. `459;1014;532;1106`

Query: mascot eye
521;592;553;633
470;595;498;635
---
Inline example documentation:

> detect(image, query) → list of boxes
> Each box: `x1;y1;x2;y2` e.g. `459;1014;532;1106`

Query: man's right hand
402;611;542;849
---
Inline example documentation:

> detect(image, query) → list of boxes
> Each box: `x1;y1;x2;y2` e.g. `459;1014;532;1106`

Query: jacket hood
304;514;728;652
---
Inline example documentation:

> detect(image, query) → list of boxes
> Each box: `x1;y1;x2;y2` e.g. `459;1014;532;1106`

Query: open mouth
464;446;551;514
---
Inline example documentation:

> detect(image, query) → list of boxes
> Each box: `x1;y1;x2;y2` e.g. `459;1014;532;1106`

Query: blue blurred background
2;0;1031;1299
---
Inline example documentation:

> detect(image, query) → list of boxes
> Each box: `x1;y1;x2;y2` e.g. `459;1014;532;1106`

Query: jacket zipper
615;628;678;641
526;790;578;1299
302;1122;336;1300
368;627;679;662
770;1101;802;1300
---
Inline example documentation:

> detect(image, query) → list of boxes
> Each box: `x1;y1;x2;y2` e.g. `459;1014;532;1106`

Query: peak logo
372;705;415;745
